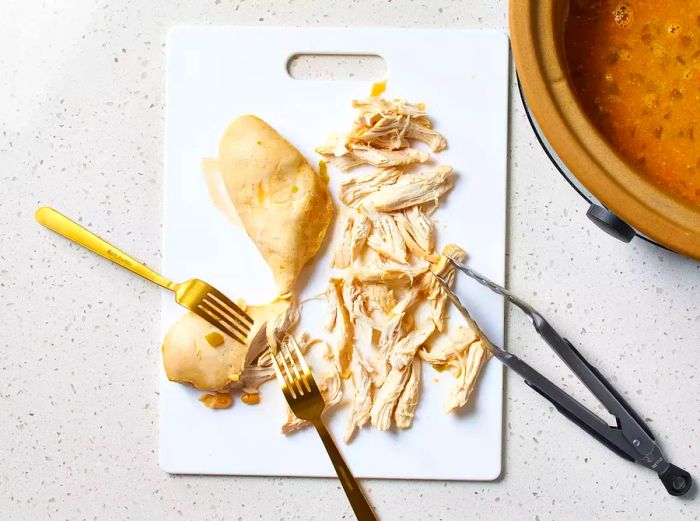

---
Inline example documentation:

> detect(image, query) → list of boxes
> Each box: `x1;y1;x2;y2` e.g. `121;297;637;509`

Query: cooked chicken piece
349;146;430;169
371;134;411;151
362;283;396;330
388;323;436;371
315;131;349;157
162;298;290;392
332;215;354;269
326;281;339;332
218;115;333;295
405;121;447;152
371;287;421;386
354;258;429;285
344;350;374;442
370;365;411;430
366;210;408;263
239;332;312;396
352;97;428;118
325;154;366;172
420;244;467;332
281;351;344;434
410;115;433;129
349;115;410;151
444;340;491;414
393;207;437;261
372;312;408;388
419;325;478;366
319;144;427;173
391;285;423;314
281;409;307;435
342;276;371;327
348;108;446;152
361;165;454;212
422;244;467;296
395;357;421;429
338;168;402;207
266;297;300;352
350;212;372;262
325;279;354;378
240;365;275;394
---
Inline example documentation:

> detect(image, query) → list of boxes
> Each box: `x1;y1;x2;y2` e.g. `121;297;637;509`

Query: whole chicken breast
218;115;334;295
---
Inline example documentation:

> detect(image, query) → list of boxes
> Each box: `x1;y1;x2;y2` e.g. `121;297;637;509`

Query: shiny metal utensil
434;256;692;497
270;336;378;521
35;206;252;344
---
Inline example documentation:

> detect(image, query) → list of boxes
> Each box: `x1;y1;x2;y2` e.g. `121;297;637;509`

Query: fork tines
196;288;254;345
270;336;313;400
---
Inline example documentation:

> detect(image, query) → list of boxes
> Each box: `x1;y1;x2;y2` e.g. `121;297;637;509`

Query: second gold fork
271;336;378;521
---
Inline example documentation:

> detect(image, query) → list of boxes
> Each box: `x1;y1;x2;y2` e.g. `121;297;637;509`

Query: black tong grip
522;378;635;463
659;464;693;496
561;338;655;440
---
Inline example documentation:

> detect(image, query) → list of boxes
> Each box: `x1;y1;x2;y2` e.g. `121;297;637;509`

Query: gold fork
35;206;253;344
271;336;378;521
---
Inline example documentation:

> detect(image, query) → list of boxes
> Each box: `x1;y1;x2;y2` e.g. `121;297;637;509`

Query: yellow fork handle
314;420;378;521
35;207;176;291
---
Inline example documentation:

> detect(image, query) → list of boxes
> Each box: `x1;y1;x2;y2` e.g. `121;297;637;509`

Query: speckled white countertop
2;1;699;520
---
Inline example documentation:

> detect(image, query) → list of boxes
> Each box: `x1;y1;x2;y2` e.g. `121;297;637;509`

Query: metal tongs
434;256;692;496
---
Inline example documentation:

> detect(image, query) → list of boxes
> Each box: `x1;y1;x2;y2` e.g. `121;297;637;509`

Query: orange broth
564;1;700;207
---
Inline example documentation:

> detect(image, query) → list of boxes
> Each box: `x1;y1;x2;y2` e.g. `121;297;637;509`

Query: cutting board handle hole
286;54;387;81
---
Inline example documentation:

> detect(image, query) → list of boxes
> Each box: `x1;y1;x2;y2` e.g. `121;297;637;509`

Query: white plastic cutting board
162;27;509;480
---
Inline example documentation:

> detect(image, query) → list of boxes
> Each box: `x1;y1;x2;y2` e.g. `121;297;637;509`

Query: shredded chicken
353;258;429;285
444;340;491;414
338;168;402;208
240;365;275;394
350;145;429;168
342;277;370;326
388;323;436;371
325;154;366;172
419;325;477;366
344;350;374;442
315;96;491;439
405;121;447;152
243;332;315;396
319;146;428;172
373;313;409;388
365;210;408;263
352;97;428;118
395;357;421;429
393;207;437;261
332;215;354;269
362;283;396;330
350;212;372;262
361;166;453;212
282;359;343;434
370;365;411;430
349;115;411;150
391;285;423;315
266;298;300;351
420;244;467;332
315;131;349;157
325;279;354;378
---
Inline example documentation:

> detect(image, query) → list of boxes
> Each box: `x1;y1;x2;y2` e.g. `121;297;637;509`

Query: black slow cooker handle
586;204;636;243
